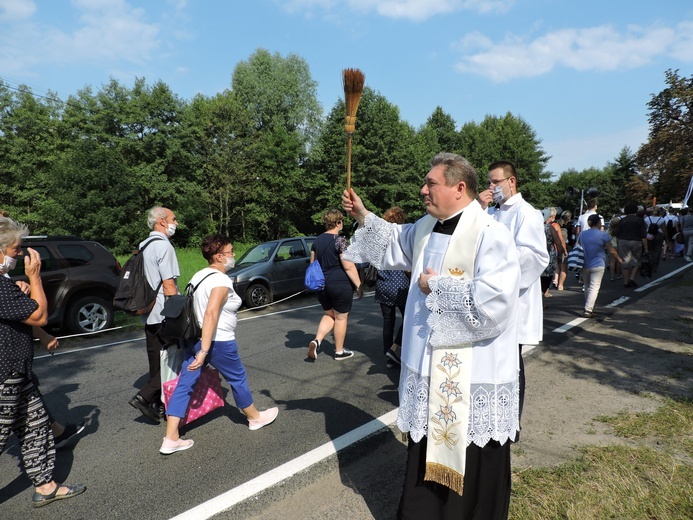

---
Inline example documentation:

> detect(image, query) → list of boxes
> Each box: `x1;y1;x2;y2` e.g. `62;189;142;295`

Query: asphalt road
1;257;691;519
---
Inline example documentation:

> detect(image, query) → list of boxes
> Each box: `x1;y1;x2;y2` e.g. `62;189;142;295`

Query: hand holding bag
162;365;225;426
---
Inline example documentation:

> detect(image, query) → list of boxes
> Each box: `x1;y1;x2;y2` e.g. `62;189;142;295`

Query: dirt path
514;267;692;469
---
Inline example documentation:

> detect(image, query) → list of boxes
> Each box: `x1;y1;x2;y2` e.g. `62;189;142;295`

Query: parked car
9;236;121;334
228;236;316;308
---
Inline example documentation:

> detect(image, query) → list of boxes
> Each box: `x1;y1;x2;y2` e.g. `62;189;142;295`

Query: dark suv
9;236;121;334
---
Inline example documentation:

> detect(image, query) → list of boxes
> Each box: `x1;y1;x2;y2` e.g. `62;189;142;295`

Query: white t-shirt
644;215;665;236
576;210;604;234
189;267;242;342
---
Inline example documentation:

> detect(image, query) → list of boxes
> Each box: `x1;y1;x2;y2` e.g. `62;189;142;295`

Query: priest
342;153;521;520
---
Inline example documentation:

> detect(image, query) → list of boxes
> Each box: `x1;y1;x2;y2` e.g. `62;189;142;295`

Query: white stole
411;205;489;495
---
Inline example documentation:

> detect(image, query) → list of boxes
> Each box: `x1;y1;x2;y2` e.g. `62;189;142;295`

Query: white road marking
169;408;400;520
553;318;588;333
634;263;693;292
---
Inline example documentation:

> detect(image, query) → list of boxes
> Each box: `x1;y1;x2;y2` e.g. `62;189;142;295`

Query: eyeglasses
489;177;510;186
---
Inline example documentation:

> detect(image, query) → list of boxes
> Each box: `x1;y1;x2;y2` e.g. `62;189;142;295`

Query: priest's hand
418;267;437;295
342;189;368;225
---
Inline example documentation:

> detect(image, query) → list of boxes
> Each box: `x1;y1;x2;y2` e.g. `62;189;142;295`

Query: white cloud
0;0;35;21
455;21;693;81
0;0;161;76
280;0;513;21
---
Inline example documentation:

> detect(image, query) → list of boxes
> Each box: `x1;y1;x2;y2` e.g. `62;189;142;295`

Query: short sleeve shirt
190;268;242;342
312;233;350;286
0;276;39;382
140;232;180;325
580;229;612;269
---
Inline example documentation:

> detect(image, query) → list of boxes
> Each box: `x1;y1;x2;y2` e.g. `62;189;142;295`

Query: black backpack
160;272;216;343
113;238;164;316
666;218;676;238
646;218;661;239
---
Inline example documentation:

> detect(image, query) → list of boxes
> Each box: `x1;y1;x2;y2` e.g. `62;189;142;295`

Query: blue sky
1;0;691;175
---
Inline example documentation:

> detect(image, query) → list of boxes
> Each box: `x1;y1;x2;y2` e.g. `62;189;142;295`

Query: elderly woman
161;234;278;454
0;217;86;507
307;209;363;361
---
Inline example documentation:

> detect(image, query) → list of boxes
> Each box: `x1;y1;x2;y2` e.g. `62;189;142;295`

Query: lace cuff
425;276;501;347
396;365;429;443
343;213;396;267
467;381;520;447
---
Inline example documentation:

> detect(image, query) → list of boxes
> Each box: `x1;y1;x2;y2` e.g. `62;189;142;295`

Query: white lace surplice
345;213;521;447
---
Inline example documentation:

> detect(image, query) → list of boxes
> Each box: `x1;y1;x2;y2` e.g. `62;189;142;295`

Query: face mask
222;256;235;272
492;184;509;205
166;224;177;237
0;253;17;275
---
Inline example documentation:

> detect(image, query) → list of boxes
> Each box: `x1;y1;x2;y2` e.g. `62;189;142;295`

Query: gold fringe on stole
425;462;465;496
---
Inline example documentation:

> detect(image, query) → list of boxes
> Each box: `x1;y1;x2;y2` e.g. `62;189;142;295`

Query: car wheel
66;295;114;334
245;283;272;309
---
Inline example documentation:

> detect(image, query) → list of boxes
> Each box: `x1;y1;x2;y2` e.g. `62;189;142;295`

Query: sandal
32;482;86;508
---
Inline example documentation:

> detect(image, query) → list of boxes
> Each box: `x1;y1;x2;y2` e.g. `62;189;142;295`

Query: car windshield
237;242;277;266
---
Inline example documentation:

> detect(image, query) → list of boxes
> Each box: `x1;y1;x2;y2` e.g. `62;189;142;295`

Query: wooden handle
346;134;353;192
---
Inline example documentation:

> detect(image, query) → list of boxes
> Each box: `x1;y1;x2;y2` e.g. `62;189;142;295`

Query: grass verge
509;398;693;519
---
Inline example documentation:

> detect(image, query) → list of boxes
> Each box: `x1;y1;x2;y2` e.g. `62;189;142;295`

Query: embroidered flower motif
430;351;465;451
435;404;457;424
439;378;462;398
441;352;462;369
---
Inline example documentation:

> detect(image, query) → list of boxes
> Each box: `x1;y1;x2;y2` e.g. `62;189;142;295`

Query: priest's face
421;164;465;220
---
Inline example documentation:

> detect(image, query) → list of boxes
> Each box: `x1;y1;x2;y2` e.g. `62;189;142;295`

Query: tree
459;112;550;186
421;106;462;154
52;78;207;252
0;82;63;229
637;69;693;204
607;146;645;208
231;49;323;239
306;88;426;225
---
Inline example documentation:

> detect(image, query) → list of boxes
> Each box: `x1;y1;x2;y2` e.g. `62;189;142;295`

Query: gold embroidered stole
412;202;489;495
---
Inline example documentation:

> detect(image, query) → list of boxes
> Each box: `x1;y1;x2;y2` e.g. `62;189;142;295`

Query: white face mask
166;224;177;237
0;253;17;275
222;256;235;272
492;184;509;205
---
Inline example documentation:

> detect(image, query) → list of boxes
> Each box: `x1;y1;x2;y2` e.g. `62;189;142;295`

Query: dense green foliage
0;53;688;253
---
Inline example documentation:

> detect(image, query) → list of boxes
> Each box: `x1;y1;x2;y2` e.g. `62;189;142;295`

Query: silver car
228;236;316;308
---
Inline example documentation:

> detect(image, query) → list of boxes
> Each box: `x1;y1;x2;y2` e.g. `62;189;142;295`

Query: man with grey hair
343;153;520;519
128;207;180;423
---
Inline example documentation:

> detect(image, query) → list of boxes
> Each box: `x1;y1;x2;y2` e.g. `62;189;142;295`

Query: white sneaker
160;437;194;454
686;256;692;262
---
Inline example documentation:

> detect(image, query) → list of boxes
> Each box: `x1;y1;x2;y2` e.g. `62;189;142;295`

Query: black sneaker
385;349;401;366
334;349;354;361
128;394;161;423
54;421;86;450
